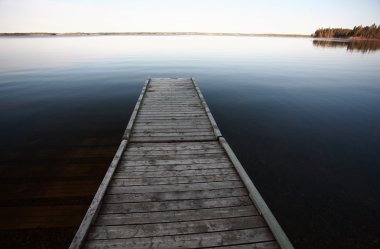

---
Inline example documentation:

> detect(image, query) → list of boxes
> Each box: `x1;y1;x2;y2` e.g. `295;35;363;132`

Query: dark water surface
0;36;379;249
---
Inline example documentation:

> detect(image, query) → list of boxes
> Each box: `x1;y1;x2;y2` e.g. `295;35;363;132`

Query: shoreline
1;32;379;41
0;32;311;38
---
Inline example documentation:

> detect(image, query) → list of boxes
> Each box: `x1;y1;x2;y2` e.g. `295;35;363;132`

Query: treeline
314;24;380;39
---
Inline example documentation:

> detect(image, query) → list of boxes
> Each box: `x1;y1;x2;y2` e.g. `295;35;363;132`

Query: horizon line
0;31;312;37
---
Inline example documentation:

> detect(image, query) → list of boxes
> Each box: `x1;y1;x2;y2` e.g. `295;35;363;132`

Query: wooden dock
70;78;293;249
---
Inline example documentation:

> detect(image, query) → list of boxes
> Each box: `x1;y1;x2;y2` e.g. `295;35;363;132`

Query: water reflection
0;36;310;73
0;35;380;249
313;39;380;53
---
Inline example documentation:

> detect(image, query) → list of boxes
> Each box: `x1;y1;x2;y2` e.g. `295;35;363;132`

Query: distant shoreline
2;32;378;41
0;32;311;38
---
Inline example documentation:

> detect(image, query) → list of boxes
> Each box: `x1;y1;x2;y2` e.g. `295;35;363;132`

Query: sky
0;0;379;34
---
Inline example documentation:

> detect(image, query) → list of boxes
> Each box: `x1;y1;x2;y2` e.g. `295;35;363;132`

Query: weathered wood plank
140;106;203;108
138;111;205;114
123;151;223;157
132;125;212;129
129;136;217;142
146;87;195;90
96;206;258;226
138;112;206;116
116;163;231;172
126;141;220;149
142;96;199;99
140;104;202;107
132;128;212;132
133;122;212;127
123;150;224;156
122;153;226;161
107;181;244;193
113;168;236;178
110;174;239;186
124;148;223;155
84;228;275;249
135;117;210;122
142;99;199;101
133;120;211;124
100;196;253;214
88;216;266;239
147;86;195;88
140;109;203;111
118;158;230;167
104;188;248;203
127;143;220;150
134;120;211;124
138;105;202;108
131;131;215;137
120;157;228;166
137;110;203;113
142;99;200;102
137;115;205;118
123;150;225;157
132;125;212;130
135;115;208;119
140;103;202;106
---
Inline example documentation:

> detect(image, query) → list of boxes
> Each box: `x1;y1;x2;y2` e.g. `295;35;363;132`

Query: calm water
0;36;380;249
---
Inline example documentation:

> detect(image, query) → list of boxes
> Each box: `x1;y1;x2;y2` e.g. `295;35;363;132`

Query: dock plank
113;168;237;178
103;188;248;203
109;174;240;186
100;196;253;214
88;216;266;239
116;163;232;172
84;228;275;249
107;181;244;193
95;206;258;226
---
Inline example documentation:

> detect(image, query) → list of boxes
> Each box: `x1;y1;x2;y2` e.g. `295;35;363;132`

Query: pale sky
0;0;379;34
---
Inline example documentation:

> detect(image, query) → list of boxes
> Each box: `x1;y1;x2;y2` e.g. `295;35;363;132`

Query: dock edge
192;78;294;249
69;139;128;249
123;78;151;140
219;137;294;249
191;78;222;139
70;78;151;249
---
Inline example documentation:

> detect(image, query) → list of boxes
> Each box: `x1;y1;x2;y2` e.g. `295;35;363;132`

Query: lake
0;35;379;249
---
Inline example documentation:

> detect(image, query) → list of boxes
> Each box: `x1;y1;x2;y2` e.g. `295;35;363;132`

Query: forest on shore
314;24;380;40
